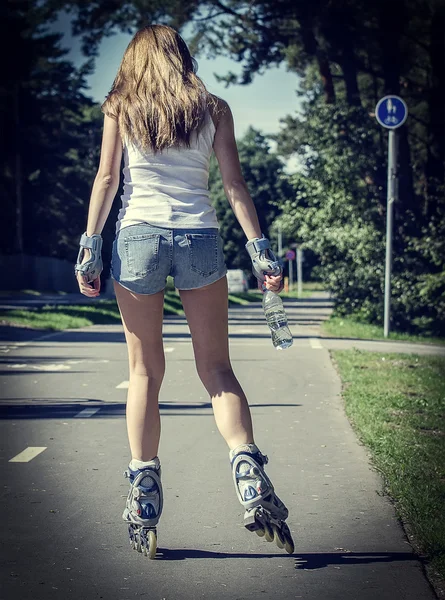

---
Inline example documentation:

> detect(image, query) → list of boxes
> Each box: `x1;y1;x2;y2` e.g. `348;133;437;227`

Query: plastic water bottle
262;289;293;350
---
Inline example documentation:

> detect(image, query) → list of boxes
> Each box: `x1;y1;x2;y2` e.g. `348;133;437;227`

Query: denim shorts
111;223;227;295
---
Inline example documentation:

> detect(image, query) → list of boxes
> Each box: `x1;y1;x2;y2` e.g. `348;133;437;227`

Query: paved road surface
0;295;438;599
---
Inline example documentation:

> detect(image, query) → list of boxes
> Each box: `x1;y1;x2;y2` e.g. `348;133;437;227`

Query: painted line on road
8;362;72;371
11;331;67;347
116;348;175;389
309;338;323;349
9;447;47;463
0;345;17;354
74;407;100;418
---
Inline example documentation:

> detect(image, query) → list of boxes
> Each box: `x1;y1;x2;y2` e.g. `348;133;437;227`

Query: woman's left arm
85;114;123;236
76;115;122;297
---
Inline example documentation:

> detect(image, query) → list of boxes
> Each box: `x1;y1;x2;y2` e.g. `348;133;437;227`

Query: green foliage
274;100;445;335
5;1;443;335
2;1;103;261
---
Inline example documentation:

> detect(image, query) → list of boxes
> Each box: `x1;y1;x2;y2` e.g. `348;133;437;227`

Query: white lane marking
12;331;65;347
309;338;323;349
74;407;100;418
8;363;71;371
9;447;47;463
164;347;174;353
67;359;110;365
0;345;16;354
233;329;258;334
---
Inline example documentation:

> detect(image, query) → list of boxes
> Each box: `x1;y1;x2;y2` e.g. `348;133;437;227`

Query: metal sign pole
375;95;407;338
278;224;283;257
296;247;303;298
289;258;293;290
384;130;397;338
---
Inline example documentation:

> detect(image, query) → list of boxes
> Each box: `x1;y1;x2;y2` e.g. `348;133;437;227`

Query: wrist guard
75;232;103;283
245;236;281;281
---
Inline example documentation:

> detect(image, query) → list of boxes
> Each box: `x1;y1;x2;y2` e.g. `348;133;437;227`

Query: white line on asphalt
74;407;100;418
9;447;47;463
0;345;15;353
309;338;323;349
8;363;71;371
67;359;110;365
13;331;66;347
165;347;174;353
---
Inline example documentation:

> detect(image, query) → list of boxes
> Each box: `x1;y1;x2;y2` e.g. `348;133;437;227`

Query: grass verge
0;282;323;330
333;349;445;585
0;291;265;330
0;291;184;330
322;316;445;346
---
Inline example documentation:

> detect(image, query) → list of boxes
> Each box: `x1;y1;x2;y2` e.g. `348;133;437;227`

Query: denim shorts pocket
186;233;218;277
124;233;160;277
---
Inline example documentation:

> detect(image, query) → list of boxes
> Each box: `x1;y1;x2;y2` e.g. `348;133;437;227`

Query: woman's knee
196;360;234;390
128;353;165;383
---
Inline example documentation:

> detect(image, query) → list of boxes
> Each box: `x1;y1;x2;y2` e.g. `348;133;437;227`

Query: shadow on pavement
1;331;322;343
0;400;302;419
155;548;421;568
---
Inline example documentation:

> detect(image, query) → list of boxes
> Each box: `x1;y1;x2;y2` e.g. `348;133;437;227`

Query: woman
75;24;293;559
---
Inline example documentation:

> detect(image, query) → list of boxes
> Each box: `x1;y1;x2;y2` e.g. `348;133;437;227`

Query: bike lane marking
9;447;47;463
309;338;323;349
74;407;101;418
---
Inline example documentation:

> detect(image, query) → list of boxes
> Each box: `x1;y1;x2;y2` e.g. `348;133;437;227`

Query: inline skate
230;443;294;554
122;457;163;559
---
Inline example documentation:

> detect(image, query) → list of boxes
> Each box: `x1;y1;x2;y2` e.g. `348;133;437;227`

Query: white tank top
116;108;218;233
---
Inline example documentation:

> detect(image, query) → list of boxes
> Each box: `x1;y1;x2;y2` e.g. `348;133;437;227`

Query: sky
49;11;303;169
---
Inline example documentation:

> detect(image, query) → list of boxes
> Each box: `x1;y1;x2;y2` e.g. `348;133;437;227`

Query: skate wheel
128;525;137;550
264;521;274;543
136;532;142;553
255;527;265;537
284;533;294;555
147;529;157;559
272;524;285;549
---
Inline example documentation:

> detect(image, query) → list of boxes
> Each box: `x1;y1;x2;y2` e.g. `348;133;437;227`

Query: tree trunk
316;54;336;104
13;82;23;254
339;51;361;106
300;23;336;104
425;1;445;210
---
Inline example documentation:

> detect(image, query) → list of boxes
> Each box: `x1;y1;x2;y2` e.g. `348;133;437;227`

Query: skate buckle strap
246;237;271;254
75;232;103;283
245;236;282;280
230;446;269;467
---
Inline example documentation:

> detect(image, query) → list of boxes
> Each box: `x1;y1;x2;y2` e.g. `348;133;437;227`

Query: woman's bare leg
114;281;165;461
179;276;254;450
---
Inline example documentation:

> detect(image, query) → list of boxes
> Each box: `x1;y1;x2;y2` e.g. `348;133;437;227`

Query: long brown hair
102;25;215;153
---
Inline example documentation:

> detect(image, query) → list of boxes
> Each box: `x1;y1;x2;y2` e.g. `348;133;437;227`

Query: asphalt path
0;296;438;600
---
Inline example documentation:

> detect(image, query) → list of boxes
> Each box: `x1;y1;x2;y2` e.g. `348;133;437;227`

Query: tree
1;0;104;260
7;1;444;332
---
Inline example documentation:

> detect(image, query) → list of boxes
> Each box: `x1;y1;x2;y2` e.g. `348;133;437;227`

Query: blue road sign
375;95;408;129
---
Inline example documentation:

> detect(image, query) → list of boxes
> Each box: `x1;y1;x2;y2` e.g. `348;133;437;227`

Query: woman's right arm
211;97;283;292
212;98;262;241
